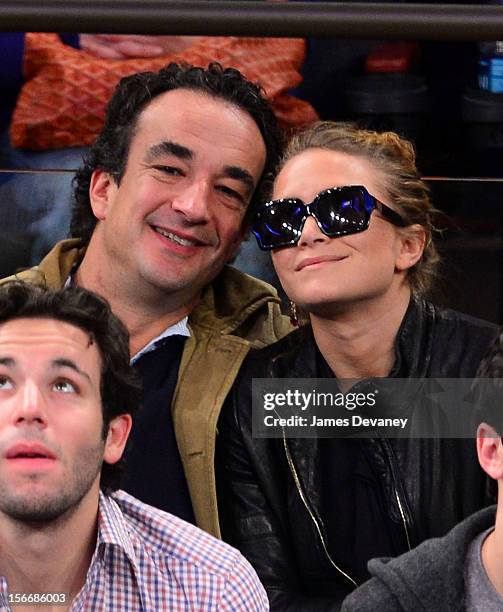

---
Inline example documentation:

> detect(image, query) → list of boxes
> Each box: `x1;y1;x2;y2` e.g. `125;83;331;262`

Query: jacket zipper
380;439;413;552
282;434;358;589
394;486;412;551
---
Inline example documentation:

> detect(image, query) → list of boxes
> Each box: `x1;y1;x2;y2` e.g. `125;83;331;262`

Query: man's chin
0;495;78;524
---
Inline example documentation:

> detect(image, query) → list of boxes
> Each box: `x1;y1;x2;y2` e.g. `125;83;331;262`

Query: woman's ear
395;224;426;272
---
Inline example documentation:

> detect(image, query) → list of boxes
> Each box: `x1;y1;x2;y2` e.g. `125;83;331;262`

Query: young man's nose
14;381;48;427
298;215;330;247
171;182;211;223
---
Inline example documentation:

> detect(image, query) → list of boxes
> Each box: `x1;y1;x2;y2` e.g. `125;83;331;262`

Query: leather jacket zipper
394;486;412;551
380;439;414;551
282;434;358;589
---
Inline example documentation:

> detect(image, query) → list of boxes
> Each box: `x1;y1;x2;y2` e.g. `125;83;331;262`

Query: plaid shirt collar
1;492;268;611
70;492;148;611
96;491;137;567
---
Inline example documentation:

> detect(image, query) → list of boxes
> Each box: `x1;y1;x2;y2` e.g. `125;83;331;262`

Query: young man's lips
295;255;347;271
7;457;56;472
5;442;56;460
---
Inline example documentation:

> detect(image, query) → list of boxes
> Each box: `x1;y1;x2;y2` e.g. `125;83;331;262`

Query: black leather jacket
216;299;498;611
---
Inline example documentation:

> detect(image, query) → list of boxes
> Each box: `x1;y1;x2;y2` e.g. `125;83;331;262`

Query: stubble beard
0;442;104;524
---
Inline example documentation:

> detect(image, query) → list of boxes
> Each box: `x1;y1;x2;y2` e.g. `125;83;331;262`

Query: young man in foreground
0;282;268;611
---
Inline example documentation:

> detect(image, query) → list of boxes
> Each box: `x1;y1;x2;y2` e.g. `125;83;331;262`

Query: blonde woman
216;122;498;610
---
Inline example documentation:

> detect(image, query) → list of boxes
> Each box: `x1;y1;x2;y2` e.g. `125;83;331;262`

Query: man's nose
298;215;330;247
171;181;211;224
13;380;48;427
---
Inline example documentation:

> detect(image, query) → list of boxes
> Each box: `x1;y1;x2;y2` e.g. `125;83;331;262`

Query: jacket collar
391;297;434;378
30;238;84;287
189;264;283;335
272;297;433;380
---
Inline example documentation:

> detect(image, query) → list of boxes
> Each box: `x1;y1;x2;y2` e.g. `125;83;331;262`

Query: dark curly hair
71;61;283;244
0;281;141;493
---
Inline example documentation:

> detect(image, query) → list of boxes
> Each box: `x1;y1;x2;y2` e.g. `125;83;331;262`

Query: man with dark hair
4;61;290;537
0;282;268;610
341;332;503;612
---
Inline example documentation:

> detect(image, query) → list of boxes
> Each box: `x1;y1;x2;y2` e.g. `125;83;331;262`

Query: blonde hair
279;121;440;296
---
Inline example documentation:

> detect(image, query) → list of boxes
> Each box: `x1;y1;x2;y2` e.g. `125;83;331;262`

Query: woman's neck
310;284;412;380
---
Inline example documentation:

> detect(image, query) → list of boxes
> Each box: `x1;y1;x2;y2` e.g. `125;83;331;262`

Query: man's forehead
135;89;266;158
0;318;94;352
138;87;242;123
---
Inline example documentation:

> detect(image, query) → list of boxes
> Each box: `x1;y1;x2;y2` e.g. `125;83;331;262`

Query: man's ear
89;170;118;221
103;414;132;465
477;422;503;480
395;224;426;272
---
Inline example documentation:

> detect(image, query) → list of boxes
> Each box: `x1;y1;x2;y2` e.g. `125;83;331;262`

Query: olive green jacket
3;239;291;537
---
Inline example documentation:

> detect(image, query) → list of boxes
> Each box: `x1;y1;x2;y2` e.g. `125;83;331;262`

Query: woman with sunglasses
216;122;498;611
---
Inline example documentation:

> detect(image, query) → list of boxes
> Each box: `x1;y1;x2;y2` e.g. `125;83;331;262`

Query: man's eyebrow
0;357;14;368
52;359;91;383
145;141;193;163
223;165;256;197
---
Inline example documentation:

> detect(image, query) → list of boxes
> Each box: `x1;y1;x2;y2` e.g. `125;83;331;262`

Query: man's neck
310;284;411;380
0;488;99;607
75;248;197;357
482;506;503;598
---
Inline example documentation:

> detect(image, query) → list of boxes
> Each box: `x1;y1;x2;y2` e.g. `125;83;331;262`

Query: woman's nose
298;215;329;247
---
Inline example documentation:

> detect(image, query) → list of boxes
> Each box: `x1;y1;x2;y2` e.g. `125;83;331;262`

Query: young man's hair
0;281;141;492
472;330;503;438
71;61;283;244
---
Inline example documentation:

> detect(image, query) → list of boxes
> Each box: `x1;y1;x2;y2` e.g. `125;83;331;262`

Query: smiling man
0;282;268;611
4;62;291;537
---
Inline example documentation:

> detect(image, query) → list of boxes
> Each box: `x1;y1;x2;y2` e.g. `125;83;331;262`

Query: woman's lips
295;255;347;271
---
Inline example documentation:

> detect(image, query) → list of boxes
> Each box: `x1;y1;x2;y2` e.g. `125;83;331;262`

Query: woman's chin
295;298;345;320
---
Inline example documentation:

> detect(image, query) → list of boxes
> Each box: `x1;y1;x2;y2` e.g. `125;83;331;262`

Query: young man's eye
0;376;13;390
53;380;77;394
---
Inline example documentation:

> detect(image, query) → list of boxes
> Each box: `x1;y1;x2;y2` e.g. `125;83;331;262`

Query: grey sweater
341;506;496;612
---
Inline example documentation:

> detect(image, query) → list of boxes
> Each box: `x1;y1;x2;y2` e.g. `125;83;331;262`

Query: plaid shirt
0;491;268;611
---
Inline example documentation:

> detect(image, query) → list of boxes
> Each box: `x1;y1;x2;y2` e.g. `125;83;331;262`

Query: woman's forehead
273;148;387;202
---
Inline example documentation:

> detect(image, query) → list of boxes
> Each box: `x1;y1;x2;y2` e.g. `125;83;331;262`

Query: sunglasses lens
314;188;370;236
252;187;374;250
252;199;305;250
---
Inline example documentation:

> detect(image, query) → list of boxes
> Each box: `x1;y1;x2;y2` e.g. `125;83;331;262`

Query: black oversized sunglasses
252;185;407;251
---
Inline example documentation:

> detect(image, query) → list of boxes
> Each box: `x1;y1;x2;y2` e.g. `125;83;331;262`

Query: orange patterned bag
10;33;318;150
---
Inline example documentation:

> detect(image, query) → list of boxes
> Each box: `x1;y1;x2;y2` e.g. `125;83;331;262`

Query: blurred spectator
80;34;203;58
1;33;83;270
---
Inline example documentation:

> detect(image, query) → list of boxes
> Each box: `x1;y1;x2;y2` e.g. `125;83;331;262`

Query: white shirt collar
130;317;190;365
